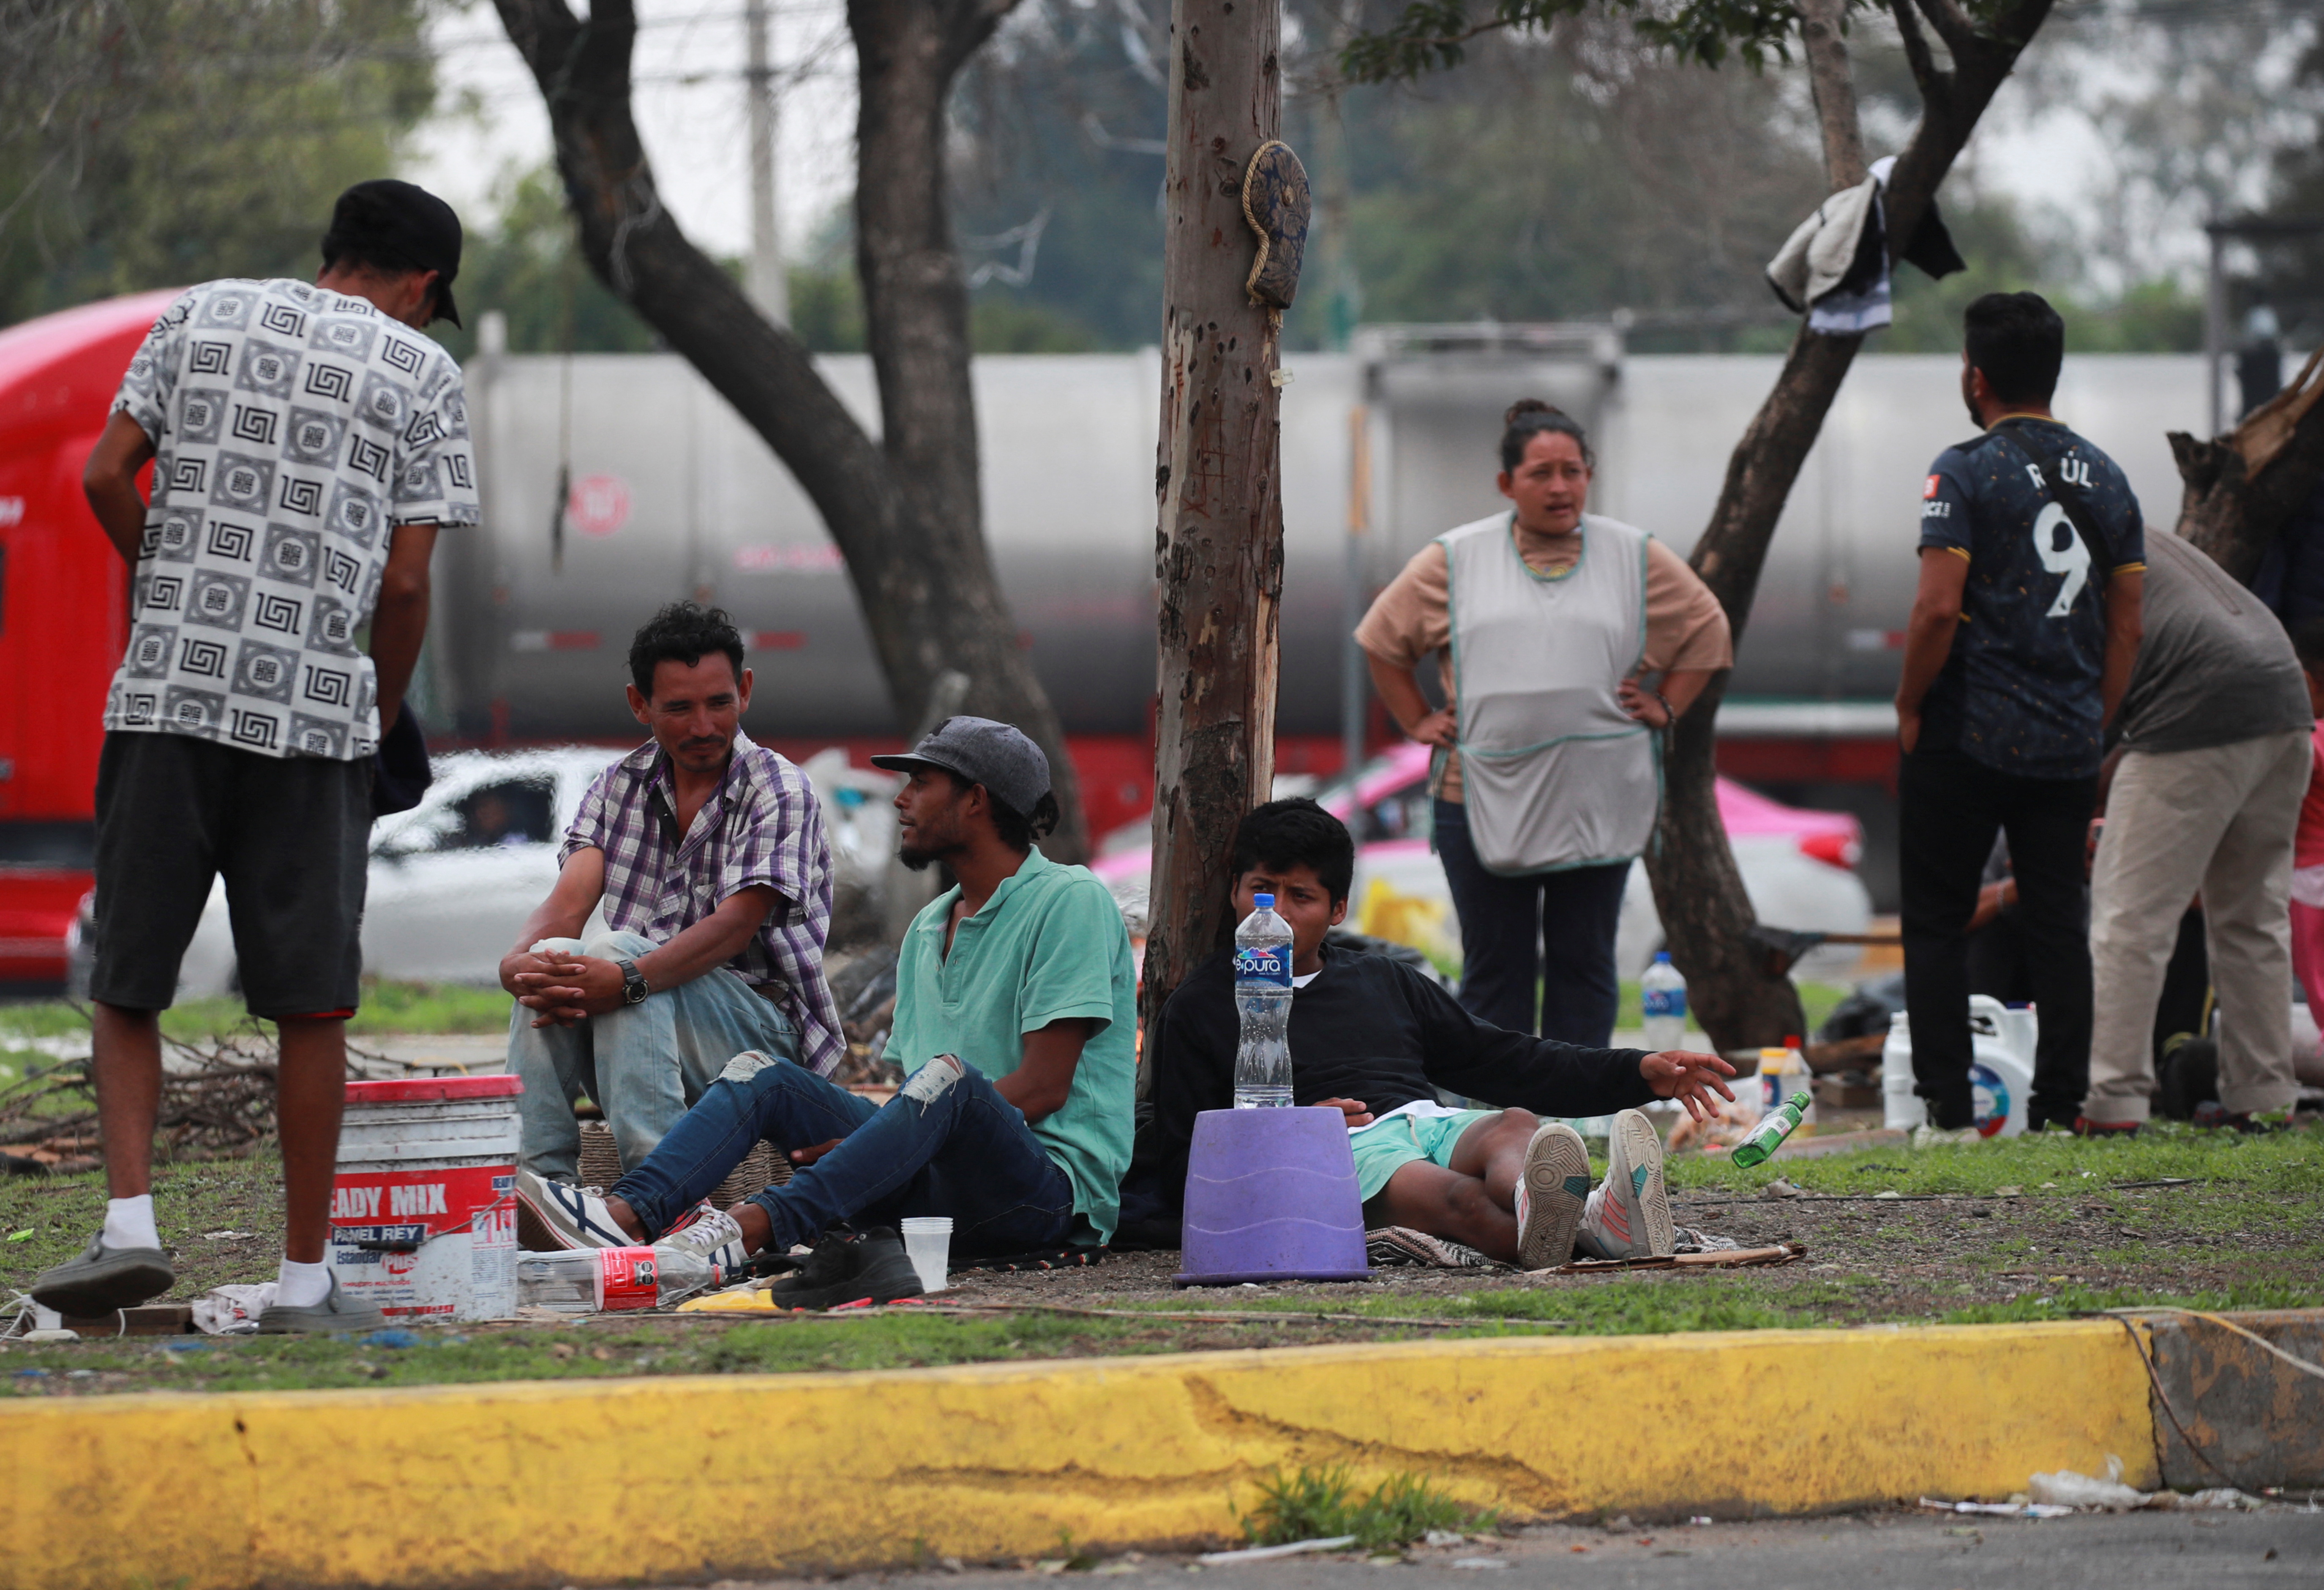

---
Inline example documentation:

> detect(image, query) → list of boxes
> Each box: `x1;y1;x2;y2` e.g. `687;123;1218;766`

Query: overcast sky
402;0;2297;296
405;0;862;267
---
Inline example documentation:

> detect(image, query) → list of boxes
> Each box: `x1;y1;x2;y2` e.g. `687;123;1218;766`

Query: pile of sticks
0;1020;285;1174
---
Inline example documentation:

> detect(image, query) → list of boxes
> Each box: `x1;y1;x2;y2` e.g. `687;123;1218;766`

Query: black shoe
764;1227;924;1310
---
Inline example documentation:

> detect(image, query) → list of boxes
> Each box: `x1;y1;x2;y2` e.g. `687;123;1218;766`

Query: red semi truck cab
0;290;177;992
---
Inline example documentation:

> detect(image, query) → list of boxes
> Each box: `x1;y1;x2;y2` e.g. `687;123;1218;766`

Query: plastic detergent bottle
1232;892;1295;1109
518;1246;722;1312
1640;952;1687;1051
1733;1090;1814;1169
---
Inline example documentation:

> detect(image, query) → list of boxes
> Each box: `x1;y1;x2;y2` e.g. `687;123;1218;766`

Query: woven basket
576;1120;791;1210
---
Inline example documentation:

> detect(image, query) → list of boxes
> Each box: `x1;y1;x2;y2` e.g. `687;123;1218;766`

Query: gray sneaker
257;1274;388;1334
1513;1122;1592;1270
31;1236;175;1316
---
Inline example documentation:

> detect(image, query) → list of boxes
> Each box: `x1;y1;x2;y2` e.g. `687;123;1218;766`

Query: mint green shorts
1347;1108;1499;1203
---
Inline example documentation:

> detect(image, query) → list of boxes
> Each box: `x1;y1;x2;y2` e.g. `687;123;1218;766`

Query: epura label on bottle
597;1247;660;1311
1642;989;1686;1018
1233;945;1293;987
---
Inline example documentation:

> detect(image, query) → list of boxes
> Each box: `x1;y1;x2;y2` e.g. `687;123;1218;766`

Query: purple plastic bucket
1175;1107;1371;1286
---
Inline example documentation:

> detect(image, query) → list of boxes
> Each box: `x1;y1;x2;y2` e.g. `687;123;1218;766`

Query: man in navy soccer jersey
1893;292;2146;1137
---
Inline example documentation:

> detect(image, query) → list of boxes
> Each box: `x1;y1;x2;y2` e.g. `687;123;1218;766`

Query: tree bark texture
1141;0;1287;1038
1641;0;2054;1054
492;0;1087;859
2171;346;2324;585
1799;0;1868;191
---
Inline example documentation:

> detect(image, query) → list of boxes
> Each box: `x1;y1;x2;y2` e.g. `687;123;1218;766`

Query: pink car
1095;742;1870;976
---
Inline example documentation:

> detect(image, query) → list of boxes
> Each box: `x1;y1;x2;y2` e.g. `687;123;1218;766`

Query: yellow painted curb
0;1321;2157;1590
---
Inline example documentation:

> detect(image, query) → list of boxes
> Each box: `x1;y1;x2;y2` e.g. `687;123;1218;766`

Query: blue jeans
609;1051;1077;1257
1433;798;1630;1047
511;930;801;1182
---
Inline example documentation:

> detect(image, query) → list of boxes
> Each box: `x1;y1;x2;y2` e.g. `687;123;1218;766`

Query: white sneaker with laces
660;1202;749;1273
1912;1123;1984;1148
1574;1109;1674;1260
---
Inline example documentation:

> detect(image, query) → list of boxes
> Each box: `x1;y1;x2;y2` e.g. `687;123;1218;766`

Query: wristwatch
614;957;650;1005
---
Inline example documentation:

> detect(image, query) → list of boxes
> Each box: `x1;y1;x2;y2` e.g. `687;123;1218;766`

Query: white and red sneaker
1574;1109;1674;1260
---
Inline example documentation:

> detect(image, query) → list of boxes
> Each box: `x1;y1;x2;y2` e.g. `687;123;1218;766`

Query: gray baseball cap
870;716;1052;816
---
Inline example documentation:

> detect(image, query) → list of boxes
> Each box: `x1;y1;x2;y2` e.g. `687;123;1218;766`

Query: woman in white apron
1354;401;1732;1045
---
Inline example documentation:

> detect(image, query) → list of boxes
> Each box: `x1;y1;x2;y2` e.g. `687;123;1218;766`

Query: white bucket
328;1074;523;1322
1882;995;2034;1138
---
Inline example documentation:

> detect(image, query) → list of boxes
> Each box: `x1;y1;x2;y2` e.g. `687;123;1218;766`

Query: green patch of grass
1229;1274;1880;1337
1609;981;1852;1041
3;1311;1208;1393
1236;1464;1494;1551
0;1156;284;1299
342;981;513;1036
1666;1119;2324;1201
1939;1277;2324;1324
0;980;511;1049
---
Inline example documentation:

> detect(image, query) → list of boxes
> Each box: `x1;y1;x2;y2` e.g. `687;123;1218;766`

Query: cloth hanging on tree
1765;156;1965;335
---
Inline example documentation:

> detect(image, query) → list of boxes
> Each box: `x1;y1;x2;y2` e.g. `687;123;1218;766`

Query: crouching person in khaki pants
2086;533;2312;1133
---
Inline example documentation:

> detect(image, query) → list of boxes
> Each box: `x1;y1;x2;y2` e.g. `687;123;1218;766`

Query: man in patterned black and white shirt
33;180;480;1333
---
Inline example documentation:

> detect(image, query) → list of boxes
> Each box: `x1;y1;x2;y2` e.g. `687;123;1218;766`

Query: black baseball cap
870;717;1052;817
322;179;464;327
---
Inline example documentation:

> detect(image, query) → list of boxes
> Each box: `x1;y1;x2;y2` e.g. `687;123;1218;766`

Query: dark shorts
89;729;371;1018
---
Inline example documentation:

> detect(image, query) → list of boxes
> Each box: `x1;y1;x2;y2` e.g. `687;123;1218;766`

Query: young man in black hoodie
1143;800;1736;1269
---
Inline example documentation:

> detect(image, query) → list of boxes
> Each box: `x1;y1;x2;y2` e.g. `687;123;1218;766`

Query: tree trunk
2171;346;2324;584
1140;0;1287;1036
851;0;1087;857
492;0;1088;859
1641;0;2054;1053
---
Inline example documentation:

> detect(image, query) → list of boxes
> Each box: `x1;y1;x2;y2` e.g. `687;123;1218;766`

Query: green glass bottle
1732;1090;1813;1169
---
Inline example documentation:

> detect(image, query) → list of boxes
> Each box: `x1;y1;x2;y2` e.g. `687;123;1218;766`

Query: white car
175;745;901;998
1094;743;1874;981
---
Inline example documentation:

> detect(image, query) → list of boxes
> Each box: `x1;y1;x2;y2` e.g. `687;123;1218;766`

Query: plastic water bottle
1640;951;1687;1052
517;1246;723;1312
1232;892;1295;1109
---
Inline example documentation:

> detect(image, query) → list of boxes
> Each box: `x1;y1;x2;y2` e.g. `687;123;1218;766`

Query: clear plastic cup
900;1216;952;1293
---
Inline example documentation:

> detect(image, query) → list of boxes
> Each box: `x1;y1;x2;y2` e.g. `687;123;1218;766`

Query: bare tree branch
1799;0;1867;189
1888;0;1948;109
1909;0;1979;57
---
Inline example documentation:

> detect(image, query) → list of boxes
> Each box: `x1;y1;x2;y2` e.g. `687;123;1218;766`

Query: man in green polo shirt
519;717;1137;1265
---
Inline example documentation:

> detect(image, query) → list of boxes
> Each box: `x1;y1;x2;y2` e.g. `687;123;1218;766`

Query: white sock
276;1258;333;1309
101;1195;158;1252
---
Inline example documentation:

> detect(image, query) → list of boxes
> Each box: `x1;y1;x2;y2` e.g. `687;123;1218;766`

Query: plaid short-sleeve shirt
560;732;845;1074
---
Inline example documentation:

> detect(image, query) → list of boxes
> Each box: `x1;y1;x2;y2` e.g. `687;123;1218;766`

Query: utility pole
1318;0;1365;784
1143;0;1287;1036
745;0;789;325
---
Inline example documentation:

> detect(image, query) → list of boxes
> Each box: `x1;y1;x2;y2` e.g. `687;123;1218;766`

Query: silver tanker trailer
427;320;2209;754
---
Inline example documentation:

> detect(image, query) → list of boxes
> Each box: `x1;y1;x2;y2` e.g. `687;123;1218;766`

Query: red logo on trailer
567;473;631;537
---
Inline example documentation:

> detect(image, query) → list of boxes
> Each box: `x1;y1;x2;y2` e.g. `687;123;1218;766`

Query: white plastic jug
1881;995;2034;1138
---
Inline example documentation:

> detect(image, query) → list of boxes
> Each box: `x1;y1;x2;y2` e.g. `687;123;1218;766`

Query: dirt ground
950;1172;2301;1325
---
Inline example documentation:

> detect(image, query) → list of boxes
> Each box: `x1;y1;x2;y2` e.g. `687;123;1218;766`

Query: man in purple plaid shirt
499;604;844;1181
